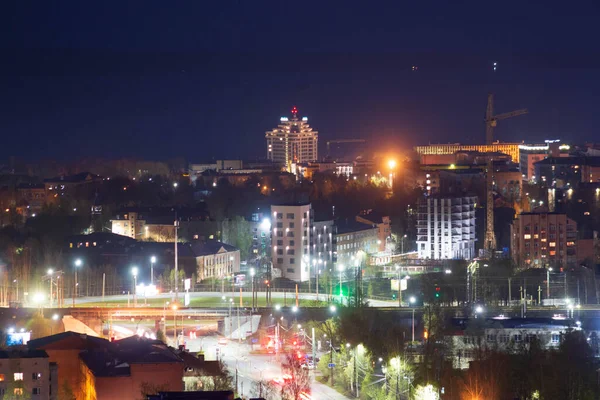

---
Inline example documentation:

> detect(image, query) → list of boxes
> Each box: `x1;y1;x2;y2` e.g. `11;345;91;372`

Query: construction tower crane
483;93;528;253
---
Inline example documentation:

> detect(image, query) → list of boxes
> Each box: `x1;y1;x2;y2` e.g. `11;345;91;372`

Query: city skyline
2;3;600;162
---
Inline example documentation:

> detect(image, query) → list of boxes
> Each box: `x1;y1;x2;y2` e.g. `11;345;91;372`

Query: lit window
14;388;23;395
0;374;4;381
549;242;556;248
524;234;531;239
14;373;23;381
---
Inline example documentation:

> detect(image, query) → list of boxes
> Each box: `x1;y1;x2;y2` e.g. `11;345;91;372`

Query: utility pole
174;218;179;301
537;286;541;305
354;346;358;398
508;277;512;305
564;272;568;299
102;273;105;304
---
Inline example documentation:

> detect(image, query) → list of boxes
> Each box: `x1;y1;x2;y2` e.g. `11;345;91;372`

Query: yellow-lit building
414;142;521;162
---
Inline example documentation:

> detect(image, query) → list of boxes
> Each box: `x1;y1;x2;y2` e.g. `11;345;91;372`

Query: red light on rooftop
291;106;298;115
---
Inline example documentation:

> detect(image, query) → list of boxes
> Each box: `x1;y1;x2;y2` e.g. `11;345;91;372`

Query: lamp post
401;234;407;254
546;267;553;301
73;259;82;307
150;256;156;286
337;264;344;303
172;304;178;346
47;269;53;306
131;267;138;307
250;268;256;312
409;296;416;342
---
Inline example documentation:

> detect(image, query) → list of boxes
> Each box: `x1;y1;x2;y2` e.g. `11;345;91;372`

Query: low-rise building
0;349;57;400
29;333;185;400
356;210;391;252
447;318;571;369
334;219;379;268
192;241;241;281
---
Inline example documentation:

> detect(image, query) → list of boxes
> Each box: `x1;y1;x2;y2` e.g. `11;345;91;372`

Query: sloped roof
28;331;112;351
190;240;238;257
335;219;376;235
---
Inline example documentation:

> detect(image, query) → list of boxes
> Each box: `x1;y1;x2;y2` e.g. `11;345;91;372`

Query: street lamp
409;296;416;342
171;304;178;345
337;264;344;303
329;304;337;313
546;267;553;301
150;256;156;285
475;305;484;318
250;268;256;312
131;267;138;307
73;259;82;307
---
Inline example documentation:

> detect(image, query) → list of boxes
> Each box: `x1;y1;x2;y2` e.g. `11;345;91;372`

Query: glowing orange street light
387;159;397;169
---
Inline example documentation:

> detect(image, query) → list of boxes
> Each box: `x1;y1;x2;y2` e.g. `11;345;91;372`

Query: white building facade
271;203;313;282
416;196;477;260
265;106;318;172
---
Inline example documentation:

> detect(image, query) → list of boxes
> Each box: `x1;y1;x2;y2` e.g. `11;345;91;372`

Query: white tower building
265;106;318;172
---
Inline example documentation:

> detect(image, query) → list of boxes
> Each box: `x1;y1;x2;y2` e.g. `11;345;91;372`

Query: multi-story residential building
334;219;379;268
111;211;175;241
416;195;477;260
447;318;571;369
311;219;335;275
534;156;600;188
519;141;570;182
270;203;313;281
511;211;577;268
0;349;57;400
265;106;318;172
414;142;521;164
192;241;240;281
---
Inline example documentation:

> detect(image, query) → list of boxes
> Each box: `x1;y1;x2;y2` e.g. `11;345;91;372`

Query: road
73;291;397;308
185;335;350;399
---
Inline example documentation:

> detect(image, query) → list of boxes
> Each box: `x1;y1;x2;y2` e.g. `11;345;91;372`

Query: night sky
1;1;600;162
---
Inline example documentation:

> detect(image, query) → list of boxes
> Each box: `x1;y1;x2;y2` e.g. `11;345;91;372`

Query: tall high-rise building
416;195;477;260
266;106;318;172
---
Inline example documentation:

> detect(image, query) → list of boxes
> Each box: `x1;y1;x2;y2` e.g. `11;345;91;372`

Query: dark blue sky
1;1;600;162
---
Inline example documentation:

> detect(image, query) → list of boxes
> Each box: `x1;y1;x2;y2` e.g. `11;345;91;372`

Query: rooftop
190;240;238;257
28;331;112;351
534;156;600;167
335;218;376;234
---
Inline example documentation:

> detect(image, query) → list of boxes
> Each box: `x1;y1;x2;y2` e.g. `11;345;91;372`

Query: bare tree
281;352;311;400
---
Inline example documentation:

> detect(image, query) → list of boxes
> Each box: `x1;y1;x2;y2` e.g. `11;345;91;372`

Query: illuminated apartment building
511;212;577;268
265;106;318;172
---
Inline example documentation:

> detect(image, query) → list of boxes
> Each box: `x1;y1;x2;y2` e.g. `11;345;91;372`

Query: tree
251;379;279;400
193;359;234;392
280;352;311;400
